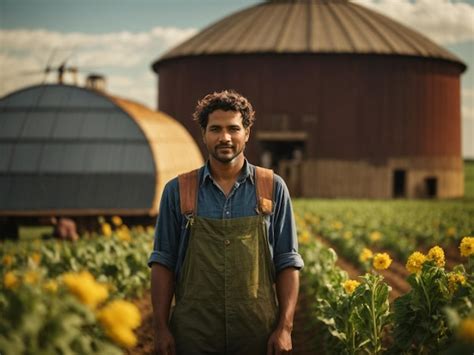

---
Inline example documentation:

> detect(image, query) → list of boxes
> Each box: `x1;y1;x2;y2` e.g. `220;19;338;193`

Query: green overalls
170;167;278;355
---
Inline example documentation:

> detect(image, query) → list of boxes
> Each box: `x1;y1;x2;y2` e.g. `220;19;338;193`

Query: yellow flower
146;226;155;235
406;251;426;274
111;216;123;227
427;246;445;268
2;255;14;267
30;252;41;265
448;272;466;293
370;231;382;242
446;227;456;237
331;221;343;230
460;237;474;257
62;271;109;308
97;300;141;348
117;225;131;242
457;318;474;343
373;252;392;270
343;279;361;294
101;223;113;237
134;225;145;234
299;230;310;244
43;280;58;293
4;271;19;289
359;248;373;263
343;231;353;240
24;270;40;284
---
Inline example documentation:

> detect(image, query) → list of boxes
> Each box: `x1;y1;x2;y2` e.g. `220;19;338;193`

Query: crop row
298;210;474;354
0;220;152;355
293;199;474;265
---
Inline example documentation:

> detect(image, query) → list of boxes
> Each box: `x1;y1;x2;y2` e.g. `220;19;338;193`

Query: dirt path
314;236;411;300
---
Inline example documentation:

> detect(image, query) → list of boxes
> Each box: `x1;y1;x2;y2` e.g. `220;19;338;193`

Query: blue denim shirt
147;160;304;279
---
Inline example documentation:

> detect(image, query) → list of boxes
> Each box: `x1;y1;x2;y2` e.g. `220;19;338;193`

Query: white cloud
463;88;474;120
462;118;474;158
0;26;197;107
353;0;474;44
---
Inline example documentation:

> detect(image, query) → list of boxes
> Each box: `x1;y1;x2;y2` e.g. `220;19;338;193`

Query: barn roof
0;84;203;216
153;0;465;70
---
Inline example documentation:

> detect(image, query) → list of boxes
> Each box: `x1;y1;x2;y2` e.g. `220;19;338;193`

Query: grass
18;226;54;240
464;160;474;199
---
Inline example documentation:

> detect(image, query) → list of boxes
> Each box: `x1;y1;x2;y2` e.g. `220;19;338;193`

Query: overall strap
255;166;274;215
178;169;199;215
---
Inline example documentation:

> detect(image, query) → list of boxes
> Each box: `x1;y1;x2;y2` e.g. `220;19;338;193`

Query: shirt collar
201;158;255;186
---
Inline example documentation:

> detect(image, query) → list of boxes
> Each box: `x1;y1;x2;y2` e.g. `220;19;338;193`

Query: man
149;90;304;355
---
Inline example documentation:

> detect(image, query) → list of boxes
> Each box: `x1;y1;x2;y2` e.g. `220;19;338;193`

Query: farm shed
0;84;203;236
152;0;466;199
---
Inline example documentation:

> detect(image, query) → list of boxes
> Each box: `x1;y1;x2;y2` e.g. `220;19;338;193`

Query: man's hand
266;327;292;355
153;326;176;355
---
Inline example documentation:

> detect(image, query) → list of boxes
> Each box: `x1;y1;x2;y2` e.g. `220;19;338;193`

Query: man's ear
201;127;206;141
245;127;250;142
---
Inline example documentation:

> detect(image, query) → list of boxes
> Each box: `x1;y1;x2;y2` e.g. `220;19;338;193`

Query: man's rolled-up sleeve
272;175;304;273
147;179;181;270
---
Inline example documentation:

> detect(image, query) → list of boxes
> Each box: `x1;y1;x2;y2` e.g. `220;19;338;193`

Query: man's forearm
151;263;175;329
275;267;299;331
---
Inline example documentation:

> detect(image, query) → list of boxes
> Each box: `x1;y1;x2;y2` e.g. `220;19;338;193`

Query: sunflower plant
0;282;123;355
390;244;473;354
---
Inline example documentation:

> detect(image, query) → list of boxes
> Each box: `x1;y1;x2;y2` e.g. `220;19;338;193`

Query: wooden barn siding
157;54;461;162
300;157;463;198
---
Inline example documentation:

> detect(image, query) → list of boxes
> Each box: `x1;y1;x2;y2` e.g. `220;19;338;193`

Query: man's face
202;109;250;164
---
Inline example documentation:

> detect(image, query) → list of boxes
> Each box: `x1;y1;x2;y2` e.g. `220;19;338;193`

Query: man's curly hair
193;90;255;129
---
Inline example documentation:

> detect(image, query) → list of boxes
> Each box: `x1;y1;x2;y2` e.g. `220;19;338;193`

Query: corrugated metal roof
153;0;464;69
0;84;203;216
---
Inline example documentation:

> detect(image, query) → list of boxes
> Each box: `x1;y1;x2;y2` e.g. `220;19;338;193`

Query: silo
0;84;203;236
152;0;466;198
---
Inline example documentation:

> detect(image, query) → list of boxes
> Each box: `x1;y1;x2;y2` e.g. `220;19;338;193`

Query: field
1;162;474;354
465;160;474;199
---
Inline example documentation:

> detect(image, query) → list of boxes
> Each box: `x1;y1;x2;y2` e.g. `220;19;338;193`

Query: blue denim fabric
147;160;304;278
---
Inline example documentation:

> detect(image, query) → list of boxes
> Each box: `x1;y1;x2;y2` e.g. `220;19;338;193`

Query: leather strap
255;166;274;215
178;169;199;215
178;166;274;216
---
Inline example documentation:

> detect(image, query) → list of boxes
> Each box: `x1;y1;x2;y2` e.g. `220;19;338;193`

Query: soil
315;236;410;300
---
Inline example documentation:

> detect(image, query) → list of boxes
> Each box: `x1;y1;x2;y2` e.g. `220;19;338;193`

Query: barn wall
299;156;463;199
157;53;463;198
157;54;462;161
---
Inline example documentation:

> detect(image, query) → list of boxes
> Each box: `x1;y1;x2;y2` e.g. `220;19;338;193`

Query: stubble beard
211;144;245;164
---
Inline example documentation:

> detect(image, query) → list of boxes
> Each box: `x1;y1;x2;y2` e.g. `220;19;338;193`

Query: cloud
353;0;474;45
0;26;197;107
463;89;474;121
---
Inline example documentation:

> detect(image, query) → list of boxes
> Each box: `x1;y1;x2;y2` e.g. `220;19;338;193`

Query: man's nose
219;131;231;142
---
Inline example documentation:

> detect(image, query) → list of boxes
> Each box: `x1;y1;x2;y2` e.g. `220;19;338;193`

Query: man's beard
210;144;245;163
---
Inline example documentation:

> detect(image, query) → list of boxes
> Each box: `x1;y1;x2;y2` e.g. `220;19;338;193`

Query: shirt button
224;240;231;246
225;211;230;215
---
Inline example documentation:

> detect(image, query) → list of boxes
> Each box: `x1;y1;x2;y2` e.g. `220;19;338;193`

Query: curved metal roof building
152;0;466;199
154;0;464;69
0;84;203;216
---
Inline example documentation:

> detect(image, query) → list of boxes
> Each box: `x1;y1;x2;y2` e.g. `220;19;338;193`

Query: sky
1;0;473;157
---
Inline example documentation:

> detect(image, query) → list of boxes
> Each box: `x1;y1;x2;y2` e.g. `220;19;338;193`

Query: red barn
152;0;466;198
